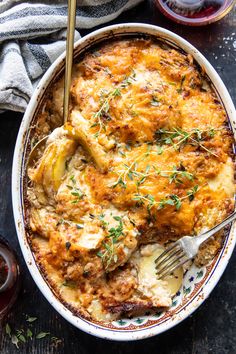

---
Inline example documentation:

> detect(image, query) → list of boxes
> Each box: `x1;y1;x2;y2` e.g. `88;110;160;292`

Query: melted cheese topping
27;38;235;322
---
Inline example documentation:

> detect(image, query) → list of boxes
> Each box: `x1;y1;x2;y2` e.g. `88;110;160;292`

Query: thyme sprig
150;95;160;107
92;88;121;137
112;162;194;189
111;126;219;189
92;71;136;137
111;144;151;188
67;175;84;204
155;127;219;157
133;185;199;212
5;316;57;350
97;216;124;270
177;75;186;93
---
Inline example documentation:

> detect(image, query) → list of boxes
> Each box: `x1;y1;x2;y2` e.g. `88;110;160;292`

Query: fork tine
156;250;185;276
155;243;180;267
155;247;183;271
156;255;189;279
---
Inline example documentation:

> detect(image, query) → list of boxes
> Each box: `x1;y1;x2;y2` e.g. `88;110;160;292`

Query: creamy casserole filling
26;38;235;321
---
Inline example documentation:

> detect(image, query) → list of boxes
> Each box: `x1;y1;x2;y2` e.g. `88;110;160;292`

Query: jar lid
154;0;235;26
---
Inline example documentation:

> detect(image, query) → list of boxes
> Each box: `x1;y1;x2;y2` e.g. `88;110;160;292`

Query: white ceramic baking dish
12;23;236;341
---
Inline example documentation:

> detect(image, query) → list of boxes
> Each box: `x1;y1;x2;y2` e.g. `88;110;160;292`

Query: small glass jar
154;0;235;26
0;238;20;321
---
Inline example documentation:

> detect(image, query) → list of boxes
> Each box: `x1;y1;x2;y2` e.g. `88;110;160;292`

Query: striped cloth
0;0;142;112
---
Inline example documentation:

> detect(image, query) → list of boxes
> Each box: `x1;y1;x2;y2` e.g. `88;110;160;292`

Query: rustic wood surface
0;1;236;353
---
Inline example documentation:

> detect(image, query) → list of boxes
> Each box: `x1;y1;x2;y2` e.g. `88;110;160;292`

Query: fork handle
63;0;77;124
195;210;236;246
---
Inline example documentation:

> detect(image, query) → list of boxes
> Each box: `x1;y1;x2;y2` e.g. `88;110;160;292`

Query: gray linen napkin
0;0;142;112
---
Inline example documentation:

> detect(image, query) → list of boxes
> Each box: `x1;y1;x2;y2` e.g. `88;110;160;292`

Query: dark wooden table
0;1;236;353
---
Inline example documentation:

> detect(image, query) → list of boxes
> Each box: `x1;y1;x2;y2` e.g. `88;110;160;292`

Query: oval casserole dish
12;24;236;341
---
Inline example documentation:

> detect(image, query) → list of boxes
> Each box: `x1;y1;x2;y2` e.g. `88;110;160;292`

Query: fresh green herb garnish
111;144;151;189
112;162;194;190
67;177;84;203
150;96;160;107
26;315;37;323
70;175;76;184
177;75;186;93
6;323;11;337
92;71;136;137
133;185;199;212
111;176;127;189
97;216;124;270
16;330;26;343
187;185;199;201
26;328;33;339
167;164;194;184
36;332;50;339
11;335;19;348
57;219;84;230
155;127;219;157
62;280;77;288
118;150;126;157
76;224;84;229
98;214;108;227
5;317;58;349
65;241;71;251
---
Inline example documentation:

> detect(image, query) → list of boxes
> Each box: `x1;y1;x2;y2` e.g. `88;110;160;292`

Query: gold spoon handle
63;0;77;124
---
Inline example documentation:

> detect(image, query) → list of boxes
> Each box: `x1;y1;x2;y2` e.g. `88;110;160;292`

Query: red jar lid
154;0;235;26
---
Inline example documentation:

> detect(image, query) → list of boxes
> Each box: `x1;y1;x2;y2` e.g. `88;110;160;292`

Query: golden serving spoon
28;0;77;166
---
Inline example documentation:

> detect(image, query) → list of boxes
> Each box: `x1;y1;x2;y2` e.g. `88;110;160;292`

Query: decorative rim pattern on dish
12;23;236;341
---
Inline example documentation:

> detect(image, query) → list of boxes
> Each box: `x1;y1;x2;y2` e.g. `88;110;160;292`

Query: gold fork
155;210;236;279
27;0;77;166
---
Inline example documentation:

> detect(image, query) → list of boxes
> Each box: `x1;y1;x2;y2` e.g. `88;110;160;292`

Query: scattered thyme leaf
169;194;182;210
6;323;11;337
26;328;33;339
156;146;163;155
208;128;216;138
36;332;50;339
150;96;160;106
26;316;37;323
98;217;124;269
18;334;26;343
168;165;194;184
187;185;199;201
154;127;219;157
11;334;19;348
71;200;79;204
133;184;199;213
118;150;126;157
70;175;76;184
65;241;71;251
62;280;77;288
111;176;126;189
92;71;136;137
76;224;84;229
177;75;186;93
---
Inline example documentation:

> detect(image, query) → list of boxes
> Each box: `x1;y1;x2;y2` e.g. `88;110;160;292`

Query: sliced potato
132;244;183;307
30;207;58;239
65;110;110;172
208;157;235;197
87;299;116;322
30;137;77;196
